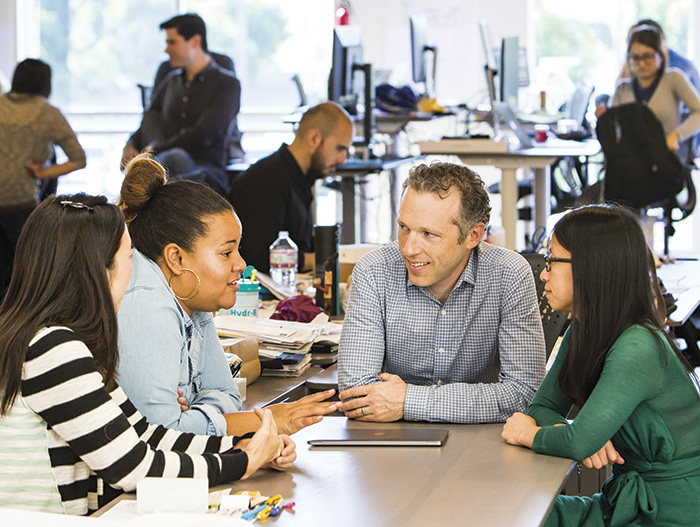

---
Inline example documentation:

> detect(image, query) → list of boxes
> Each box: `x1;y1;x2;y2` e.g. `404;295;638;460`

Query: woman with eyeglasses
116;154;339;438
612;25;700;153
0;194;294;515
502;204;700;526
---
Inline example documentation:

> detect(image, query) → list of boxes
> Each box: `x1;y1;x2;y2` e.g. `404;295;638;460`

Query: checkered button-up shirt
338;241;546;423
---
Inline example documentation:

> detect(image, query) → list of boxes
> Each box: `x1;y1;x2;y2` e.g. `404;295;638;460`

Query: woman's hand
666;131;680;152
270;389;342;435
266;434;296;471
241;407;285;479
176;388;189;411
581;440;625;469
502;412;540;448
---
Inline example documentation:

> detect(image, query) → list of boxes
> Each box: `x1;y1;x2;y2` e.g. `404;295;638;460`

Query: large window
530;0;694;113
32;0;335;198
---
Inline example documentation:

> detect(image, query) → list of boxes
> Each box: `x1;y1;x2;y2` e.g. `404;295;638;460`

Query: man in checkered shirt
337;162;546;423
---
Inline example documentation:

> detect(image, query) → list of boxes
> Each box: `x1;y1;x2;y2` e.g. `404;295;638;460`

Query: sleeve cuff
403;384;433;421
192;404;229;436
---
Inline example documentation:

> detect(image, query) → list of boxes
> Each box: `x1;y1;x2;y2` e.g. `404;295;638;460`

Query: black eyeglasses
628;52;658;64
60;200;94;212
544;254;572;272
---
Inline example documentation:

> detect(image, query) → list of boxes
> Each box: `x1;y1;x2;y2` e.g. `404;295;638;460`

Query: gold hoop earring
168;268;201;301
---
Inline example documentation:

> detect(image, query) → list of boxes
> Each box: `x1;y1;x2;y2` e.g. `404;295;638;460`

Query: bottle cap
237;280;260;293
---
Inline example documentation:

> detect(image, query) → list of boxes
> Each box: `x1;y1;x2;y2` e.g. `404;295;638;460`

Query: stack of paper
215;315;341;377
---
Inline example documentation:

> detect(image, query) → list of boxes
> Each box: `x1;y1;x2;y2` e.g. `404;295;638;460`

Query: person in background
0;194;294;515
116;154;340;437
612;24;700;154
0;58;86;299
121;13;240;194
229;101;353;273
337;162;546;423
147;50;244;161
502;204;700;526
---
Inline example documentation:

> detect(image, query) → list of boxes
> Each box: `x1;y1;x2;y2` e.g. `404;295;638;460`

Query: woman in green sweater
502;204;700;526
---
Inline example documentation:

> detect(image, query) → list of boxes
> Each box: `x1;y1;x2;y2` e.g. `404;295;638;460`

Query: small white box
136;477;208;514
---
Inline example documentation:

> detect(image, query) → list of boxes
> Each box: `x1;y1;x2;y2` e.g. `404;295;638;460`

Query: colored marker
269;500;285;516
241;502;269;521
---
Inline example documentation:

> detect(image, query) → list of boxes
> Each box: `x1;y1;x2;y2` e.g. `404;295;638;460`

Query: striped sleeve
22;328;249;494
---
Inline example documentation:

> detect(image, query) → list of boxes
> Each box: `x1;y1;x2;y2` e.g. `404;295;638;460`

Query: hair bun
118;154;167;221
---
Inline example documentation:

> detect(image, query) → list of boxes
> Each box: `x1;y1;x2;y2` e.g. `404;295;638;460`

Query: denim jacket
117;249;241;435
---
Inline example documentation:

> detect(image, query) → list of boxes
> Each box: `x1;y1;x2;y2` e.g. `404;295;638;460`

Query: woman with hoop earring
117;154;339;438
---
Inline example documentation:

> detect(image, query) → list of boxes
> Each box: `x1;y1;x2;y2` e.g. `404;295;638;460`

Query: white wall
0;1;18;90
347;0;528;104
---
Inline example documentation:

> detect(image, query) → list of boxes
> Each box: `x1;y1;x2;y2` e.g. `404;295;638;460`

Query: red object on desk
270;295;321;322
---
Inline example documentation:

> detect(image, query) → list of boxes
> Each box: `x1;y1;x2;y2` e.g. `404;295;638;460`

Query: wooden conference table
420;138;601;250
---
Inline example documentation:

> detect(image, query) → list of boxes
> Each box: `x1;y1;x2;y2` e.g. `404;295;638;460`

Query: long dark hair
118;154;233;261
0;194;125;415
554;204;690;406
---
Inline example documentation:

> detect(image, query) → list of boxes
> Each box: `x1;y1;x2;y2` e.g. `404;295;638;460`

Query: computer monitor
328;25;374;147
499;36;519;108
329;25;364;108
409;14;437;95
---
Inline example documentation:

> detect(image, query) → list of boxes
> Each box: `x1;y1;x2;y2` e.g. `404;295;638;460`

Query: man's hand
121;144;140;171
338;373;407;422
269;389;342;435
582;440;625;469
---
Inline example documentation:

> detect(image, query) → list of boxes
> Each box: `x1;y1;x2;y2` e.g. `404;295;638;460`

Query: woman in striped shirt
0;194;295;515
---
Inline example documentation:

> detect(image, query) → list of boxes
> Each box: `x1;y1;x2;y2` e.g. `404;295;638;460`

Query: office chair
292;74;308;107
520;253;569;359
596;102;696;255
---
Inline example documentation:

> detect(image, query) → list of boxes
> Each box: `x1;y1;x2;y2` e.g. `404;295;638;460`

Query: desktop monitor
499;36;519;108
329;25;364;108
409;14;437;94
328;25;374;147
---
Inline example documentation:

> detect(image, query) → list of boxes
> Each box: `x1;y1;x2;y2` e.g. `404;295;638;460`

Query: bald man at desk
337;162;546;423
229;101;353;273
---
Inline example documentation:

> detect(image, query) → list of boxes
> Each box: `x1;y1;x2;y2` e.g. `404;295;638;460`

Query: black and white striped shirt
0;327;250;515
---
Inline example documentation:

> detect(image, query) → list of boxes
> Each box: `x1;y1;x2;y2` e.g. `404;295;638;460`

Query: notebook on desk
308;428;449;447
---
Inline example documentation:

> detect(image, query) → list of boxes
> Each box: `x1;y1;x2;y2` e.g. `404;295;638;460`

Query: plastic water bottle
269;231;298;288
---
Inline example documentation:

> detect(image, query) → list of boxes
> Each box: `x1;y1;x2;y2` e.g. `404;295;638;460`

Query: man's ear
191;33;203;51
307;129;323;150
465;223;486;250
162;243;186;275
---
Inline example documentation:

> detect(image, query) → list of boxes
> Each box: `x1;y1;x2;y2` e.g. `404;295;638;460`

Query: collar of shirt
277;142;312;191
177;59;218;86
130;249;208;330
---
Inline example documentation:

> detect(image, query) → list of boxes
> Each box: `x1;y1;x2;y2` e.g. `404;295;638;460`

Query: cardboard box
221;336;261;385
338;244;381;284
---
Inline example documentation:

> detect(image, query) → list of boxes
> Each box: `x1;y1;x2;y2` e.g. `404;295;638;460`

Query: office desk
420;139;600;249
657;258;700;326
96;416;573;527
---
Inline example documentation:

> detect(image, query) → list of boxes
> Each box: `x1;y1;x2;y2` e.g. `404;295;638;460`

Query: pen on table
242;502;269;521
269;499;285;516
256;495;282;520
